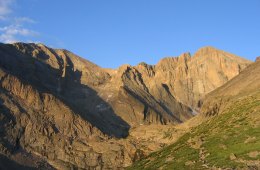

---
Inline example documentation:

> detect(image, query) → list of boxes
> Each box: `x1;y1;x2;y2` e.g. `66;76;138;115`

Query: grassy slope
128;91;260;170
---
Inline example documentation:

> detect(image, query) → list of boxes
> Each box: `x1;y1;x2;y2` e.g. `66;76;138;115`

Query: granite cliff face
0;43;252;169
154;47;251;109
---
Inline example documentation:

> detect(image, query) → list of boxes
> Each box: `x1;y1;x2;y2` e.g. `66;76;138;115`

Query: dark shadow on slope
123;86;173;124
0;154;54;170
0;43;130;138
0;154;37;170
0;97;18;152
123;85;191;124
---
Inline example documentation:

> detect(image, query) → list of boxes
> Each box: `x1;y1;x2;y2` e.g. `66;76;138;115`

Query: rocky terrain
0;42;253;169
256;56;260;62
129;55;260;170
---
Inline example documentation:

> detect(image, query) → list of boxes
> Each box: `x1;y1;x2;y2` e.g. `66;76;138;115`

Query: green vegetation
128;93;260;170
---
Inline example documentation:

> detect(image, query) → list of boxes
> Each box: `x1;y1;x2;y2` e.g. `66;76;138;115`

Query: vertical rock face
153;47;251;110
0;43;252;169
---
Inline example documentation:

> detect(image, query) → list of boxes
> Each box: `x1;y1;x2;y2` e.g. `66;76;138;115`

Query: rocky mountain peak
194;46;219;55
155;52;190;72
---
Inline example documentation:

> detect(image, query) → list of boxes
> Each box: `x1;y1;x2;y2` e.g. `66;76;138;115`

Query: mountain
0;42;252;169
129;60;260;169
148;46;250;110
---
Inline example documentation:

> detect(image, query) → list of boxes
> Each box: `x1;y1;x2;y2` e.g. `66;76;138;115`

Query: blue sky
0;0;259;68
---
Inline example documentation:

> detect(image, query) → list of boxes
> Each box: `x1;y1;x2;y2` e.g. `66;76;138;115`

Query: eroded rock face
0;43;252;169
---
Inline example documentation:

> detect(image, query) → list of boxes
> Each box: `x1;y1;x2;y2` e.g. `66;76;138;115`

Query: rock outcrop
0;43;252;169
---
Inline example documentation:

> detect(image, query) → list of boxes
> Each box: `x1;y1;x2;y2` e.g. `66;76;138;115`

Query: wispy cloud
15;17;36;24
0;24;38;43
0;0;14;19
0;0;39;43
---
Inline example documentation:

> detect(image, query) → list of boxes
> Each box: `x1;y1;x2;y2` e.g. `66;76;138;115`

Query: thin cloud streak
0;0;39;43
0;24;39;43
0;0;13;16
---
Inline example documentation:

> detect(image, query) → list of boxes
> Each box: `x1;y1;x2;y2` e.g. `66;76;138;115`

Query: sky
0;0;259;68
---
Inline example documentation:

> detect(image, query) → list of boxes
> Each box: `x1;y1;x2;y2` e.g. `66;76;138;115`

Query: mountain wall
0;42;252;169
